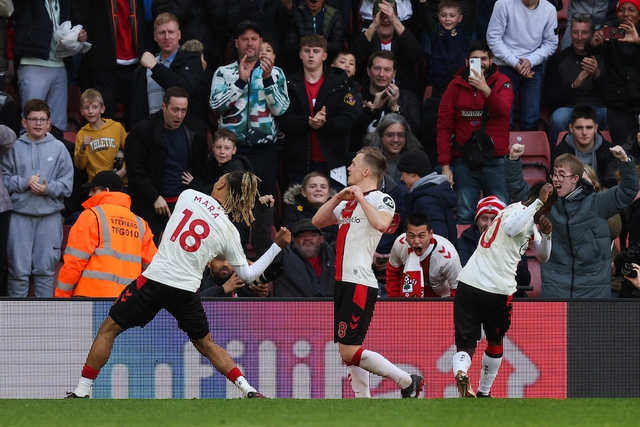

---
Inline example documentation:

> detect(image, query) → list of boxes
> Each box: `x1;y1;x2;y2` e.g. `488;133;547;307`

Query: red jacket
436;65;514;166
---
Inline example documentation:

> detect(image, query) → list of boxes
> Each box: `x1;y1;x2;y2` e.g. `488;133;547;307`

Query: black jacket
124;110;208;222
276;67;358;174
14;0;71;60
543;46;605;112
72;0;146;70
130;49;205;127
587;20;640;112
350;28;424;95
272;242;336;297
352;80;421;150
553;132;618;189
283;2;345;64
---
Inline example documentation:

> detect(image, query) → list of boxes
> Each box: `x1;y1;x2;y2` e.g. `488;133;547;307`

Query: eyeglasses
550;173;577;181
383;131;405;139
25;117;49;124
572;13;592;21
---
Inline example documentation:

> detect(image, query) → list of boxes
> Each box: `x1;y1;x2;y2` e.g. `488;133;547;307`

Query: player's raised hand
538;214;553;235
538;183;554;203
509;143;525;160
274;227;291;248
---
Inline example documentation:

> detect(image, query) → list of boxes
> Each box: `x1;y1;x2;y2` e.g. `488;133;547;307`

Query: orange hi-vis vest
55;191;157;298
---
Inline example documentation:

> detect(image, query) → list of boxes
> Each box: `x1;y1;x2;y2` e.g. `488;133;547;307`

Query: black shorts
334;281;378;345
454;281;513;349
109;276;210;340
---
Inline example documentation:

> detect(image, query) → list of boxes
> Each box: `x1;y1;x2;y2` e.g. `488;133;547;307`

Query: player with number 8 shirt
66;171;291;399
452;181;556;398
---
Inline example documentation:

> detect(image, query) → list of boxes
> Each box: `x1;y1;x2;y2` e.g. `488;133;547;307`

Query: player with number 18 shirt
66;172;291;399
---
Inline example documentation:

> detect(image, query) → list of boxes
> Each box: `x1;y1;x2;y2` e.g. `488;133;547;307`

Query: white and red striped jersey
458;201;543;296
387;233;461;297
143;189;248;292
333;190;395;288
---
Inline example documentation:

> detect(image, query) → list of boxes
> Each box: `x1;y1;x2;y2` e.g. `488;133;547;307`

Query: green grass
1;399;639;427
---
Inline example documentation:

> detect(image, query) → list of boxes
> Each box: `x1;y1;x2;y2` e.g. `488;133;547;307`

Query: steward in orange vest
55;171;157;298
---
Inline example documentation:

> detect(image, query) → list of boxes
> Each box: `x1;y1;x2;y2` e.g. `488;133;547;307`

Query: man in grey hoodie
553;105;618;189
1;99;73;297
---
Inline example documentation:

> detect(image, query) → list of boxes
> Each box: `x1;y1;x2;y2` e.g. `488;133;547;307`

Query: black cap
235;20;262;38
82;171;123;191
397;149;432;176
293;219;322;237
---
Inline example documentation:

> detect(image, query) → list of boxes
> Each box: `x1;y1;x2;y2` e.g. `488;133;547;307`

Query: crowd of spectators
1;0;640;299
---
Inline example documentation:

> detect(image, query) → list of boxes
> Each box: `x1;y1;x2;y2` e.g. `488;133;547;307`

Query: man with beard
437;39;513;224
199;255;269;297
544;14;607;148
386;212;461;298
272;219;336;297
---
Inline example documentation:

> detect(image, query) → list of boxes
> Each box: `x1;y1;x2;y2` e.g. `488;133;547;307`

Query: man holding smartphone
436;39;514;224
588;0;640;149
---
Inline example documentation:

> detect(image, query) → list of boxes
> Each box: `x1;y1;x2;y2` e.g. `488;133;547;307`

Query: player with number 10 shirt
66;172;291;399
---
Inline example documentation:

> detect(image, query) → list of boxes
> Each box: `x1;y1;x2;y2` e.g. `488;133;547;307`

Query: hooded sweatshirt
1;132;73;215
74;119;128;183
553;132;618;189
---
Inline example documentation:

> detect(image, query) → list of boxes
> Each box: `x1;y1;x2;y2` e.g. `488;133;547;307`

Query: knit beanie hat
474;196;506;222
0;125;16;149
617;0;640;13
396;149;431;176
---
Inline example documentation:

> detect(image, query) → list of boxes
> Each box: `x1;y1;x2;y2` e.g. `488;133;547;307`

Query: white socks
347;365;371;398
478;353;502;395
73;377;93;397
452;351;472;375
357;350;412;390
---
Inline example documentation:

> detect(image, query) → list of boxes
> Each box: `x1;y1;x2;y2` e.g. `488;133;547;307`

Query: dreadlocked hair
223;171;261;225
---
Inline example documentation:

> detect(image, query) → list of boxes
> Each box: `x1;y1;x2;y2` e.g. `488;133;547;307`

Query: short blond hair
80;88;104;107
357;147;387;180
154;12;179;31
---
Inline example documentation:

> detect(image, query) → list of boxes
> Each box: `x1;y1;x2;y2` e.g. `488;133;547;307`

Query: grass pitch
1;398;638;427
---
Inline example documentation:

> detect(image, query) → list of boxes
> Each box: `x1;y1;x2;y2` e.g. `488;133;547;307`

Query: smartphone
469;58;481;76
603;26;625;39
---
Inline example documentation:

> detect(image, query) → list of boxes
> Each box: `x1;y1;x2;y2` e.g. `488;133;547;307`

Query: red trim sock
226;367;243;383
485;345;503;358
81;364;100;380
349;348;365;366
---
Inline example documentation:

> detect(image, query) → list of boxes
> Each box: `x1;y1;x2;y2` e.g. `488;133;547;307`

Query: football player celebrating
67;171;290;398
313;147;424;398
452;179;555;398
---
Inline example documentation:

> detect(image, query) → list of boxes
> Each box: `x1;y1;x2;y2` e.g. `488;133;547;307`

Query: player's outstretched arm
234;228;290;283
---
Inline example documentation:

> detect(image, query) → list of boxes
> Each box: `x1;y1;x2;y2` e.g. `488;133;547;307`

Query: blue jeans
549;105;608;148
451;156;510;224
499;64;544;131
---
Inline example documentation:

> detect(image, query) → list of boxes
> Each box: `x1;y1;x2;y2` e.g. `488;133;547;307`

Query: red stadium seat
556;131;568;146
423;86;433;102
63;131;77;143
67;85;84;133
509;132;551;185
456;223;470;238
558;130;612;147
